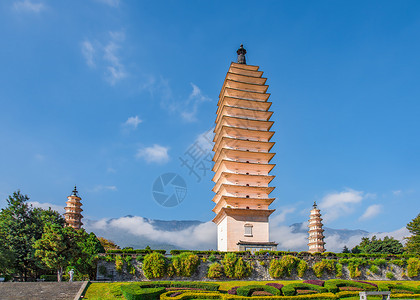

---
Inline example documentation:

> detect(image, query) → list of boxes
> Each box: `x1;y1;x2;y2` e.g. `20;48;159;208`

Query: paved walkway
0;282;85;300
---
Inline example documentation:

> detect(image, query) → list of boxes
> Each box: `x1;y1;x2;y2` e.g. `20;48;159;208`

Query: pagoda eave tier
213;149;275;169
229;66;264;78
212;161;275;182
212;173;275;192
212;198;275;214
213;126;274;143
213;137;275;154
215;106;273;124
213;208;275;224
220;79;269;94
214;116;274;135
218;88;270;105
213;184;275;196
216;98;272;115
225;72;267;85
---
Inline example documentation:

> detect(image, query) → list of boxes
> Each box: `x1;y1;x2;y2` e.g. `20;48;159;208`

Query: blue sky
0;0;419;245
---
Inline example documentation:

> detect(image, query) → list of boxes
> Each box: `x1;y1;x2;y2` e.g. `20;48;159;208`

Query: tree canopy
352;235;404;255
0;191;103;281
405;213;420;255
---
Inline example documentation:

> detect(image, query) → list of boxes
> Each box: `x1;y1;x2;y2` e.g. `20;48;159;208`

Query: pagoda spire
64;185;84;229
308;202;326;253
236;44;247;64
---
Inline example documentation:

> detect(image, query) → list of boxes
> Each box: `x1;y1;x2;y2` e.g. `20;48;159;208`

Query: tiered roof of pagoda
212;60;276;226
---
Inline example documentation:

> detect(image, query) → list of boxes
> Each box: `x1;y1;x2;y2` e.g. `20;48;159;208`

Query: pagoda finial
313;201;317;208
71;185;79;197
236;44;247;64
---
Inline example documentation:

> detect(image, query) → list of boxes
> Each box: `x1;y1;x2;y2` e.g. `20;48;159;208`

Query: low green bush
120;284;166;300
207;262;224;279
324;279;377;293
143;252;166;279
369;264;380;274
269;255;302;278
297;259;308;277
312;259;336;278
338;258;367;278
282;283;327;296
236;284;281;296
221;253;251;279
171;252;200;277
107;249;166;254
386;272;394;279
335;263;343;278
378;283;420;294
391;259;407;267
407;257;420;277
115;255;123;274
371;258;387;267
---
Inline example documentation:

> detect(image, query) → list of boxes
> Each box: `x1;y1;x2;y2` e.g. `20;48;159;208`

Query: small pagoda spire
71;185;79;197
308;202;326;253
64;185;83;229
236;44;247;64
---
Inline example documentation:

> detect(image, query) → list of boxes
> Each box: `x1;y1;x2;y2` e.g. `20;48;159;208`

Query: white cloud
85;216;216;250
180;83;212;122
271;207;296;226
81;31;127;85
270;225;308;251
103;32;127;85
123;116;142;129
319;189;365;223
324;227;410;252
136;144;169;164
393;190;402;196
29;201;64;214
359;204;382;221
13;0;45;13
91;185;118;192
81;41;95;68
94;0;120;7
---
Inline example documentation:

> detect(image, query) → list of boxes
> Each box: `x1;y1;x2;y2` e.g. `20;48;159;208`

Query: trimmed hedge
324;279;377;293
160;291;339;300
282;283;327;296
378;283;420;294
236;284;282;296
121;284;166;300
107;249;166;254
170;250;250;256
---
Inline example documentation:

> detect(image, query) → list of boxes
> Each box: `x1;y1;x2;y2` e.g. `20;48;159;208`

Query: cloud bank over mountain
84;215;409;252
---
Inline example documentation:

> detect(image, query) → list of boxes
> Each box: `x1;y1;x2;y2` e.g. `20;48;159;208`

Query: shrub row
170;250;250;256
254;250;415;259
106;249;167;254
121;284;166;300
143;252;201;279
324;279;377;293
236;285;281;296
282;283;327;296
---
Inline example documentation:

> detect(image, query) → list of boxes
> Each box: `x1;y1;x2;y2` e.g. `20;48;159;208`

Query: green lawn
83;280;420;300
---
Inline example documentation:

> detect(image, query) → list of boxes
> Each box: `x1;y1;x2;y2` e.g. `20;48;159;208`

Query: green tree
0;191;38;280
0;191;67;280
72;231;104;278
354;235;404;254
342;245;350;253
33;223;77;281
405;213;420;255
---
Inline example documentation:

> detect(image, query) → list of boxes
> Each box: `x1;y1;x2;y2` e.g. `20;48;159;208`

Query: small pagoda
212;45;277;252
308;201;326;253
64;186;83;229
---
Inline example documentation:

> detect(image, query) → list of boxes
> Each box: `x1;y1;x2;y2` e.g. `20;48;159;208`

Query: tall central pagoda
212;45;277;252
